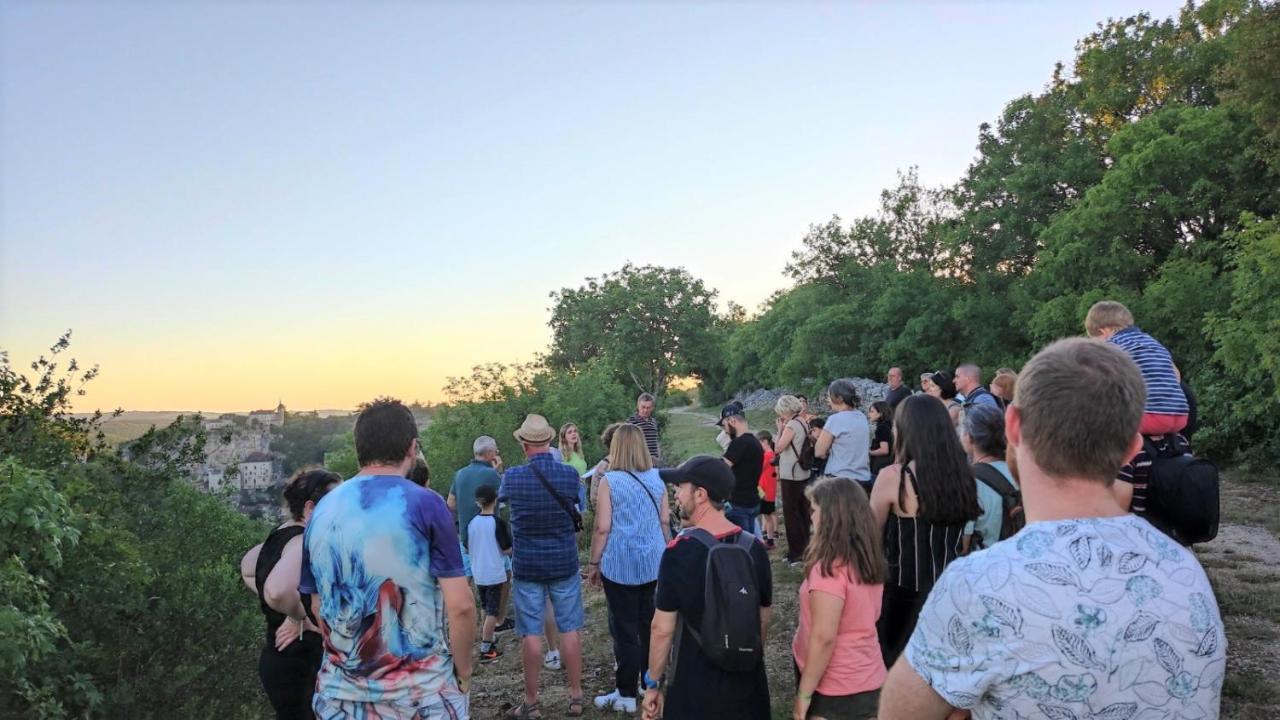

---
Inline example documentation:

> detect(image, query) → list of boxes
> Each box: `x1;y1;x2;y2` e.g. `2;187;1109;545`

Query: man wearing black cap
640;456;772;720
718;404;765;535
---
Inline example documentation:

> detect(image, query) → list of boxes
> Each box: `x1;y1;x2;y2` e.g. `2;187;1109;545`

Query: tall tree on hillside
547;264;723;397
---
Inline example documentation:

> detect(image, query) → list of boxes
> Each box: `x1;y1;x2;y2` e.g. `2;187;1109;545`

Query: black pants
603;576;657;698
780;479;812;562
876;583;929;668
792;661;881;719
259;640;322;719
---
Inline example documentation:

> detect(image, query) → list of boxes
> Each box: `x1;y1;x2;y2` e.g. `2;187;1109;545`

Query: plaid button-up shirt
499;452;581;582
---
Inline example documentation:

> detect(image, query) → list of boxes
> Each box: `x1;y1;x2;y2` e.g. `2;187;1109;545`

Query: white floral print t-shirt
907;515;1225;720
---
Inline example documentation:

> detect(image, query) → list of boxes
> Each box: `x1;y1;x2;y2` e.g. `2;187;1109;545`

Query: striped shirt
627;414;661;461
600;468;667;585
885;467;967;592
1109;326;1189;415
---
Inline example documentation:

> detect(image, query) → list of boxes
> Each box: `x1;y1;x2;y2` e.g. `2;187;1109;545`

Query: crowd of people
239;300;1225;720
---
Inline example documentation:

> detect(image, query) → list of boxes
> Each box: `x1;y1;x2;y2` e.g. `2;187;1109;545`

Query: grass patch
1213;578;1280;625
1223;672;1280;705
661;409;724;464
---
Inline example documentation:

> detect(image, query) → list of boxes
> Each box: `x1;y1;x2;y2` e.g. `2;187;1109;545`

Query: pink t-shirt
791;562;886;696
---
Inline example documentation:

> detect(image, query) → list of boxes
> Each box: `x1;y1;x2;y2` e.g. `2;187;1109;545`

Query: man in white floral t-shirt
880;338;1225;720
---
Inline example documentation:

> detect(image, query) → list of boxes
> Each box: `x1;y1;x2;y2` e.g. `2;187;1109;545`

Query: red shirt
758;450;778;502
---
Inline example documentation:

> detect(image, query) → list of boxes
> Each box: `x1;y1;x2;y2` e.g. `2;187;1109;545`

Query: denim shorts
512;575;584;637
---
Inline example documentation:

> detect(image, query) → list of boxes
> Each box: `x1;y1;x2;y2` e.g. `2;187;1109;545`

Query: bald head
887;367;903;388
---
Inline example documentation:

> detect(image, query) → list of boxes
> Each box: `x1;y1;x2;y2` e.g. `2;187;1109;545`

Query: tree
547;264;723;397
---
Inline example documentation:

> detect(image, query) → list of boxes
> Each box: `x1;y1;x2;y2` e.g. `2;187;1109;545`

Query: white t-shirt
907;515;1225;719
821;410;871;482
466;514;509;587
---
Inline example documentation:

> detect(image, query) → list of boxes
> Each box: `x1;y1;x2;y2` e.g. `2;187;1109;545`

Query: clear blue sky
1;0;1185;411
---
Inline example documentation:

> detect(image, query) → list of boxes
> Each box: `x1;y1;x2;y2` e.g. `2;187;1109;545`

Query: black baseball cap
715;402;744;428
659;455;734;503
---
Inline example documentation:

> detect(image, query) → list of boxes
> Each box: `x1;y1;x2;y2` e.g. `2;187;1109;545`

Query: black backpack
972;462;1025;546
681;528;763;672
1143;436;1219;545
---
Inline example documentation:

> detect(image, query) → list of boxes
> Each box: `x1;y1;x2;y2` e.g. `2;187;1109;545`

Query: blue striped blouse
600;468;667;586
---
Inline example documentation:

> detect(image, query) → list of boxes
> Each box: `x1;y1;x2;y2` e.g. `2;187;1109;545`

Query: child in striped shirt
1085;300;1189;435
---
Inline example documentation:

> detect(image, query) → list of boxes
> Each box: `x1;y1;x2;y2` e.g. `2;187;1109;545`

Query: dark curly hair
892;395;980;526
282;467;341;520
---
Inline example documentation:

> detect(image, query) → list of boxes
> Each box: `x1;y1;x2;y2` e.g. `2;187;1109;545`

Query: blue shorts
512;575;584;637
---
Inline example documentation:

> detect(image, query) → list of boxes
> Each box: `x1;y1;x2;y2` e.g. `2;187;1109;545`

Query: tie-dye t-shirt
299;475;465;704
907;515;1225;720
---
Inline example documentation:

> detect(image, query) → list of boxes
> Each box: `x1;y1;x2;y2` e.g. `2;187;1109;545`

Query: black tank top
884;466;967;593
255;525;319;654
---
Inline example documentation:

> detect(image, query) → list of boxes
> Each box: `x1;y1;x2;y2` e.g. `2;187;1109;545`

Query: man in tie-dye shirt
879;339;1225;720
300;398;476;719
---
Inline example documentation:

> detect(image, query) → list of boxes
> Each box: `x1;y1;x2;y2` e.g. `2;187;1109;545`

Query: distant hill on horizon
75;408;360;445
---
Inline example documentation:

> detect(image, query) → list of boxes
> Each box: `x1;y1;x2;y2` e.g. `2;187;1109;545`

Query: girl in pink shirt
792;478;888;720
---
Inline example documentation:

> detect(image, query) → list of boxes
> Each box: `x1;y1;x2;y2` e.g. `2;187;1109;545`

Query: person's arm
587;477;613;587
869;465;898;529
794;589;845;720
814;429;835;459
776;424;795;453
263;536;307;620
870;439;890;458
446;492;457;513
240;543;262;593
642;609;677;720
879;658;959;720
658;487;671;542
440;575;477;689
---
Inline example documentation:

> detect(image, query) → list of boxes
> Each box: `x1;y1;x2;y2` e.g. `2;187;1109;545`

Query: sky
1;0;1186;413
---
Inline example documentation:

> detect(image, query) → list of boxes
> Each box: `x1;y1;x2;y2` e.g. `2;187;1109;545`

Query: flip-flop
506;701;542;719
567;697;585;717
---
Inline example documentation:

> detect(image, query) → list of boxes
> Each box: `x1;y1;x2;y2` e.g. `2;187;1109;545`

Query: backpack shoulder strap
734;530;758;551
973;463;1017;497
682;527;719;550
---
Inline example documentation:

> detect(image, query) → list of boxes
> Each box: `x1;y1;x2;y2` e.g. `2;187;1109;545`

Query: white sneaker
594;689;637;713
543;649;562;670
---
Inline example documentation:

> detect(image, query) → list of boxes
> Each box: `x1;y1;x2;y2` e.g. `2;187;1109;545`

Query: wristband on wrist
642;670;664;690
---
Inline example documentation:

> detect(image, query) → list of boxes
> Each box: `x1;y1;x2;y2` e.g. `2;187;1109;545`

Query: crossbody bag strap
530;463;582;530
623;470;663;521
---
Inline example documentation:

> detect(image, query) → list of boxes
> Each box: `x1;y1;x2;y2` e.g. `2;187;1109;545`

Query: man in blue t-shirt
299;398;475;718
955;363;1001;410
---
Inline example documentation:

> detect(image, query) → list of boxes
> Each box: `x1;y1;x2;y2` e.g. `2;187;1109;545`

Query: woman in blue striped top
586;424;670;713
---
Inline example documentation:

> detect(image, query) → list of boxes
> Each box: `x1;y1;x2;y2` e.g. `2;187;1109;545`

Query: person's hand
775;416;784;431
586;564;602;588
792;694;811;720
456;671;472;694
641;688;664;720
274;618;302;651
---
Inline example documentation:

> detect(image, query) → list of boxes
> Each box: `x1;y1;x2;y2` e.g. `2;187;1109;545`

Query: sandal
568;697;585;717
506;701;541;719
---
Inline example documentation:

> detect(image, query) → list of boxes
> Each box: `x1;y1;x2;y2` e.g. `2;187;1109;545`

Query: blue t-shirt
964;461;1018;549
299;475;464;703
907;515;1225;719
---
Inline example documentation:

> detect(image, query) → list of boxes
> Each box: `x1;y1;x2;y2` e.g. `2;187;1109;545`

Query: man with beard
641;456;772;720
718;404;765;535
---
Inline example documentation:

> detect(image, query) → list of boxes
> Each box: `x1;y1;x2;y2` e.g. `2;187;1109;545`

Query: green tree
547;264;724;397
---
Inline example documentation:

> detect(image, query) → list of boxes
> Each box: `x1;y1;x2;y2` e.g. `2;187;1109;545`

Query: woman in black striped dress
868;394;981;666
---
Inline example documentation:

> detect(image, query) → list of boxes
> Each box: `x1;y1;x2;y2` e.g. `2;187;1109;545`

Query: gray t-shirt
822;410;871;482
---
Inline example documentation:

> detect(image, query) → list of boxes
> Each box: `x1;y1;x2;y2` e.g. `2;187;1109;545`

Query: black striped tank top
884;466;967;593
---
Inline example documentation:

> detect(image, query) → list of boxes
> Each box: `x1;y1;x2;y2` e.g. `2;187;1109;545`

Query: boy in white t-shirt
467;484;512;662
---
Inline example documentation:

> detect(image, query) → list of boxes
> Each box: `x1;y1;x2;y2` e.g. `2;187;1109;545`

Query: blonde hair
608;424;653;472
991;368;1018;398
775;395;803;417
558;422;583;460
1084;300;1134;337
1015;338;1144;483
